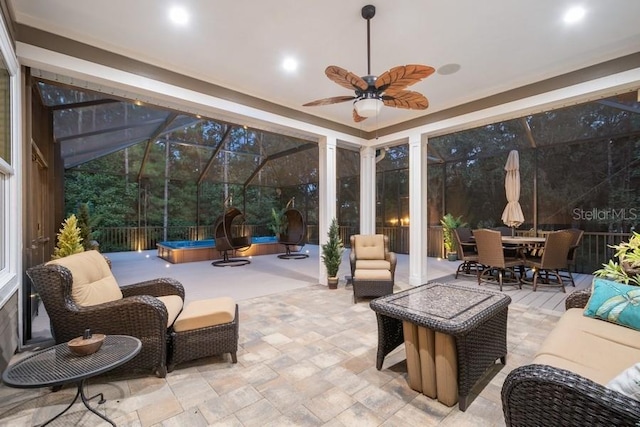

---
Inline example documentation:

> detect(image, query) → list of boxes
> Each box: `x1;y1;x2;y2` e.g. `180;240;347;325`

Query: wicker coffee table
2;335;141;426
370;282;511;411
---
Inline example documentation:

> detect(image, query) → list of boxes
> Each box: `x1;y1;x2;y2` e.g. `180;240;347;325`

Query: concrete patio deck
0;247;593;426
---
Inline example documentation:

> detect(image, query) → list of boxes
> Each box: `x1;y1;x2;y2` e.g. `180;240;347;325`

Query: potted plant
594;231;640;286
52;214;85;259
440;213;466;261
321;218;344;289
268;207;288;239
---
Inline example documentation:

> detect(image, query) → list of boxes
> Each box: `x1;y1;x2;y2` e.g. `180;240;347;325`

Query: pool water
158;236;277;249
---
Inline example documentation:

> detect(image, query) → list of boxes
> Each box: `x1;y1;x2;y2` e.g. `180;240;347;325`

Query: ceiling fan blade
303;95;355;107
325;66;369;91
375;64;435;93
352;109;367;123
383;90;429;110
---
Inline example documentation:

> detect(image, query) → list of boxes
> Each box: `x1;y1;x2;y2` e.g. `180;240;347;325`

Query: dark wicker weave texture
26;264;185;378
168;304;239;371
502;364;640;426
353;280;394;301
373;313;404;370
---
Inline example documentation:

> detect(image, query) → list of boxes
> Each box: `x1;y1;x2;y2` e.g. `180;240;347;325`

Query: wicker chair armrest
121;277;185;300
502;364;640;426
349;252;356;277
386;252;397;276
53;295;169;343
565;289;592;310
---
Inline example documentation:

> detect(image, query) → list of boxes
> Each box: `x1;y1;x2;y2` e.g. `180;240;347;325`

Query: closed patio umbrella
501;150;524;234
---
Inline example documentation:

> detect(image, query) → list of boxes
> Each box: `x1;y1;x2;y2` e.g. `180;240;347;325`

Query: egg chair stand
277;208;309;260
212;207;252;267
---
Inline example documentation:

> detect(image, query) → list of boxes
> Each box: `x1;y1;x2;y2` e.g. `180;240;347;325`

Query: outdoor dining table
500;236;546;245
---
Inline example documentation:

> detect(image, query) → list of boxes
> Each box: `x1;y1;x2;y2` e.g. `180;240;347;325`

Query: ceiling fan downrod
362;5;376;76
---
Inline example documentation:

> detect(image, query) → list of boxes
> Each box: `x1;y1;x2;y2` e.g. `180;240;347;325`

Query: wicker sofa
502;288;640;426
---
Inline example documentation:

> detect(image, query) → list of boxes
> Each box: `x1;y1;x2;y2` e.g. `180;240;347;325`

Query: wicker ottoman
168;297;239;372
352;269;394;303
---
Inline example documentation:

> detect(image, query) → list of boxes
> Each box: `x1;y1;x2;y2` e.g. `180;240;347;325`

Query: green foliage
268;208;288;236
440;213;466;253
594;232;640;286
52;214;84;259
321;218;344;277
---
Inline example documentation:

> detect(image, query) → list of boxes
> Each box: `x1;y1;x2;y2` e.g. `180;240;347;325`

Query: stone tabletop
370;282;511;335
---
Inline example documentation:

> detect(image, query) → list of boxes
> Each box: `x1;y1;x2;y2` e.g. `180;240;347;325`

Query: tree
76;203;95;251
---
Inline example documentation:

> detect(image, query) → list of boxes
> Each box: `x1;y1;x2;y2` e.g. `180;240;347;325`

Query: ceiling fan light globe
354;98;383;117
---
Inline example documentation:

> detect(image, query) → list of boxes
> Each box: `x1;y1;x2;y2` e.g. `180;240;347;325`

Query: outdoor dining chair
454;227;480;279
522;230;574;292
557;228;584;287
473;228;524;291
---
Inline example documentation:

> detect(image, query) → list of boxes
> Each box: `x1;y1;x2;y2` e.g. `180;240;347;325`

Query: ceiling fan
303;4;435;122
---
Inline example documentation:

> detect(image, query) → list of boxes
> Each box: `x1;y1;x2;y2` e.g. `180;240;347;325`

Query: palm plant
440;213;466;256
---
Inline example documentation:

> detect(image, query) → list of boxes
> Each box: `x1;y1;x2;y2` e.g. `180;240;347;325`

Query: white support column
359;146;376;234
409;133;428;286
318;136;337;284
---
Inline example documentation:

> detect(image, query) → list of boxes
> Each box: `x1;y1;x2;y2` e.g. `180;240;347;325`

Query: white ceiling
9;0;640;132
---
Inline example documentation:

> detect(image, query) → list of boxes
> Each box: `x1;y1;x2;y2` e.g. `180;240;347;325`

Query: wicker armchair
26;251;185;378
349;234;397;302
502;289;640;426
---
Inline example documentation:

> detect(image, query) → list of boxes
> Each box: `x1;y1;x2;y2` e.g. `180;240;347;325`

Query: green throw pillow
584;278;640;330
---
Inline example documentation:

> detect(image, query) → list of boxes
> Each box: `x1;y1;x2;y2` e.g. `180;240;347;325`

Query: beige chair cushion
156;295;184;328
354;235;385;260
533;308;640;385
173;297;236;332
354;269;392;281
47;250;123;306
355;259;391;271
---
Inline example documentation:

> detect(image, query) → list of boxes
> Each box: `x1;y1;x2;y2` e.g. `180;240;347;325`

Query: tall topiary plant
321;218;344;289
52;214;85;259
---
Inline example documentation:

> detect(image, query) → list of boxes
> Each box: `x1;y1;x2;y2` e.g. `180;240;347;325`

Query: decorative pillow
584;278;640;331
607;362;640;400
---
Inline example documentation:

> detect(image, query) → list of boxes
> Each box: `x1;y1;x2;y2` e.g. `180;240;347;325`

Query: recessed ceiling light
282;57;298;72
563;6;586;24
169;6;189;25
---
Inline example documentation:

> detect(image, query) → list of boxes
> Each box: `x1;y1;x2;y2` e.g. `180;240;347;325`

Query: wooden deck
420;257;592;312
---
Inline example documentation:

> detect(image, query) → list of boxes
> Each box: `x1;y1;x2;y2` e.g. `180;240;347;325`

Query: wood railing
94;225;627;275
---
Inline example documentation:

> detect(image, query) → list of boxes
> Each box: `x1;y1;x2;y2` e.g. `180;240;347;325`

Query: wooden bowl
68;333;106;356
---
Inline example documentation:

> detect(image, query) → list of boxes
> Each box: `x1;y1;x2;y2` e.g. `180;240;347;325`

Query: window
0;12;19;307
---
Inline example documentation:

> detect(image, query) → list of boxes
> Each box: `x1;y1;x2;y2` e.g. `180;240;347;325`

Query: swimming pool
157;236;280;263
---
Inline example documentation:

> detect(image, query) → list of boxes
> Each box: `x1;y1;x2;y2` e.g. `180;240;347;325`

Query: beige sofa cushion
173;297;236;332
355;259;391;271
533;308;640;385
354;235;385;260
354;269;392;281
47;250;123;306
156;295;184;328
